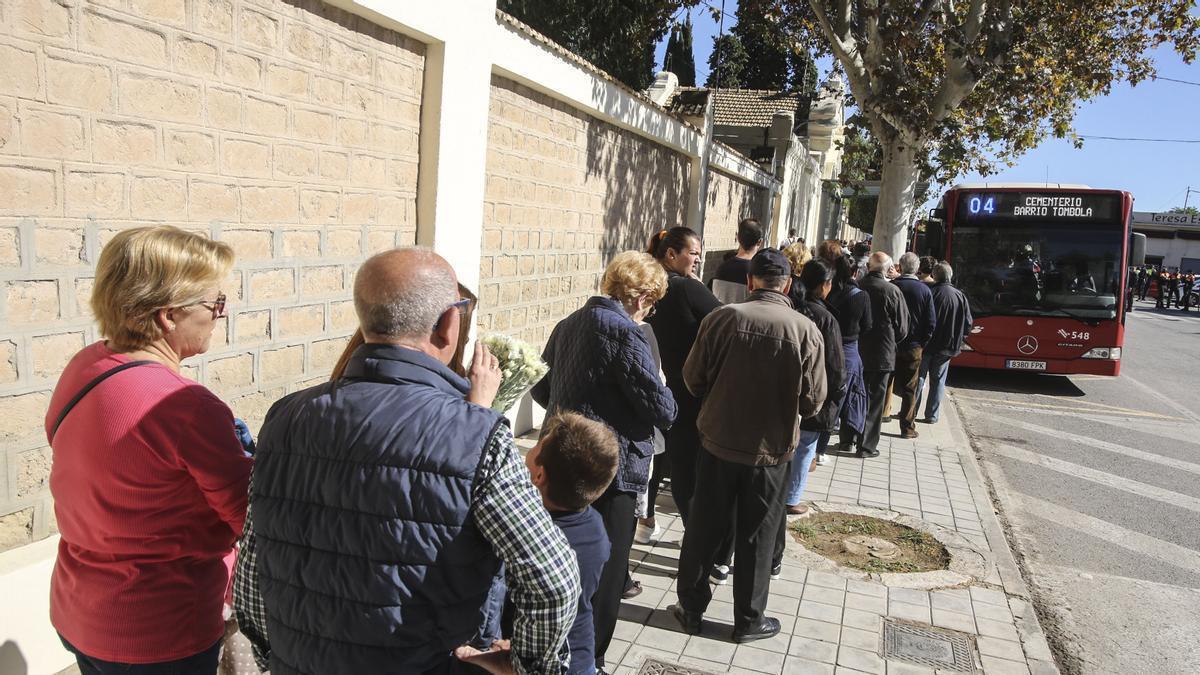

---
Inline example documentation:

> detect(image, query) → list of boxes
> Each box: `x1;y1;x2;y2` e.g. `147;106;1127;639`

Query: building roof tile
667;87;811;128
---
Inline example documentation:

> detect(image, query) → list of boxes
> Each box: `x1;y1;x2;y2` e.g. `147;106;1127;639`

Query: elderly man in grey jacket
674;248;827;645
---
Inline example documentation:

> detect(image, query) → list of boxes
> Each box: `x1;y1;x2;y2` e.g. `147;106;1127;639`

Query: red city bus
917;184;1139;376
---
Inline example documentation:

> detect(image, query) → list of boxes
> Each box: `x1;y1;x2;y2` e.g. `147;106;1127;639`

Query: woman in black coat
823;253;872;463
785;258;846;513
644;227;722;526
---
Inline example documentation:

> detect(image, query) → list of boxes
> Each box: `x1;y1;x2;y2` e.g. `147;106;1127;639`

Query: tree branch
963;0;987;44
914;0;940;31
835;0;852;36
808;0;863;77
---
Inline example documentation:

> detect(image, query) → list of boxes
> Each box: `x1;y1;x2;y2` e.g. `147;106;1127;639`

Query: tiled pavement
606;397;1059;675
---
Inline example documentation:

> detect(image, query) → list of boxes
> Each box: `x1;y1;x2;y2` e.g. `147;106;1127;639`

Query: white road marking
955;394;1183;421
990;443;1200;514
1012;492;1200;576
1131;311;1200;322
1120;372;1200;424
985;414;1200;476
1078;415;1200;447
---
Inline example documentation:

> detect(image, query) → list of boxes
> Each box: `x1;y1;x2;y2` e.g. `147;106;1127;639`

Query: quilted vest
252;344;505;675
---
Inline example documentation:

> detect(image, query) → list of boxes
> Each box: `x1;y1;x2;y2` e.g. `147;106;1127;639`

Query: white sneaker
710;564;730;585
816;454;829;466
634;522;662;545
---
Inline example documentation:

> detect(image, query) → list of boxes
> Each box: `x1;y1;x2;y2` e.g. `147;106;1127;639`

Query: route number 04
968;196;996;215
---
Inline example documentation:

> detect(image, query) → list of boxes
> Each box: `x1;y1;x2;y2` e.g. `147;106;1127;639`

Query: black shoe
732;617;781;643
770;563;783;580
710;564;730;585
836;442;855;454
857;448;880;458
673;605;702;635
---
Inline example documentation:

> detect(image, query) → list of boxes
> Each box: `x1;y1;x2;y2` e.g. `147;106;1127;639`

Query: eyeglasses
435;297;475;328
182;293;227;318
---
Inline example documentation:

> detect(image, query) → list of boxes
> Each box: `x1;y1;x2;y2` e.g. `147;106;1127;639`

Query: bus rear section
926;185;1133;376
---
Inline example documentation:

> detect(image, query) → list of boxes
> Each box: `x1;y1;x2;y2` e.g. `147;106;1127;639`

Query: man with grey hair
891;252;937;439
843;251;909;458
917;262;972;424
236;248;582;674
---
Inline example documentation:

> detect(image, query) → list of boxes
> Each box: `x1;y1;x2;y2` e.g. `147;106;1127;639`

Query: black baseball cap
751;247;792;278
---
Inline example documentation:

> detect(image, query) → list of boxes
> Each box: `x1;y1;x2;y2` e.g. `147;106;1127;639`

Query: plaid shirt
233;424;580;674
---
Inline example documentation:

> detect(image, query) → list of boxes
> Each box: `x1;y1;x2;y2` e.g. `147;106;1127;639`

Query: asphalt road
947;299;1200;675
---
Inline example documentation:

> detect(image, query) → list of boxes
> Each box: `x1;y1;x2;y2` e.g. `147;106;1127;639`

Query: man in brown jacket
674;248;827;644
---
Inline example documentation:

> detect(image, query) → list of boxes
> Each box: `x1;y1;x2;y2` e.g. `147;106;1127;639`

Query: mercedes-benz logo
1017;335;1039;355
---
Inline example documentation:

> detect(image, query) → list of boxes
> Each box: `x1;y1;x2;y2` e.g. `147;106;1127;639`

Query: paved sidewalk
605;397;1060;675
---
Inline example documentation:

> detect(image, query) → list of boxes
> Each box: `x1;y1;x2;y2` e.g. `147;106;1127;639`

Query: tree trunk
871;140;920;259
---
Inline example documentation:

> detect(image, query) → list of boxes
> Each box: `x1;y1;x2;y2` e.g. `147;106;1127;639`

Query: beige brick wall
0;0;424;552
478;76;691;347
701;168;765;275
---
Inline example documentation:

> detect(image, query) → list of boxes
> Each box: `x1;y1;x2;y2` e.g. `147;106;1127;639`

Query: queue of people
1131;264;1196;310
43;224;971;675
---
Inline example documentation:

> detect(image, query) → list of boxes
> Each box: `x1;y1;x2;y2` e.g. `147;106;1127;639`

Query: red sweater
46;342;253;663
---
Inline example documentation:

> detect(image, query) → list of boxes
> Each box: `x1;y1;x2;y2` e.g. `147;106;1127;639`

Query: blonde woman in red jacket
46;226;252;675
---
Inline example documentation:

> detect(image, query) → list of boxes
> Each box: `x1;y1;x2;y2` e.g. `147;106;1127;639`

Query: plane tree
750;0;1199;256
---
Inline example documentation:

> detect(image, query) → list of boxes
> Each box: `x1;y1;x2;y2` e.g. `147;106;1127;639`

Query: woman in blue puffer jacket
532;251;677;673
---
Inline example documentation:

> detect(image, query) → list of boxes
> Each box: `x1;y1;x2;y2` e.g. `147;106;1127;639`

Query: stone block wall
0;0;424;552
701;167;765;276
478;76;691;347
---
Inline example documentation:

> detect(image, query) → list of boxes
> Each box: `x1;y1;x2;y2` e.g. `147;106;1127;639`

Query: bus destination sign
957;192;1121;223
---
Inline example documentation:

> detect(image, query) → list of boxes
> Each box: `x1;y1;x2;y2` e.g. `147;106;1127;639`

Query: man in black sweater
846;252;910;458
709;218;763;303
917;263;973;423
891;253;936;439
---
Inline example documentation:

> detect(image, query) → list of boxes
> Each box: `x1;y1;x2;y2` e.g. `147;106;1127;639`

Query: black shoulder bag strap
49;360;154;444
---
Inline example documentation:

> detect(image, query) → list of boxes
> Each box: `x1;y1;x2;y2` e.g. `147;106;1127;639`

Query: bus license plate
1006;360;1046;371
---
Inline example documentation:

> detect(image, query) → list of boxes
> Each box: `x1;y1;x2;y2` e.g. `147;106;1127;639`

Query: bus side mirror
930;208;946;219
1130;233;1146;267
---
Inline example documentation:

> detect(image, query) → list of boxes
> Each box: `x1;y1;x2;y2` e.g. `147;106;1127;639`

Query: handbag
218;617;264;675
48;360;153;444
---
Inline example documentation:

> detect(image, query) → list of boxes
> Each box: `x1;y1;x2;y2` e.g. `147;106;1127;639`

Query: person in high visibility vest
1184;272;1196;312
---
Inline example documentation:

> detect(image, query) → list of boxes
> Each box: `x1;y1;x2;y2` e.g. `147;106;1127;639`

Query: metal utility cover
883;618;977;672
636;658;719;675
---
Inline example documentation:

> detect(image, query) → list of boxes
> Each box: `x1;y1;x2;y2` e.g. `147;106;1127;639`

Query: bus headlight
1081;347;1121;360
961;342;974;351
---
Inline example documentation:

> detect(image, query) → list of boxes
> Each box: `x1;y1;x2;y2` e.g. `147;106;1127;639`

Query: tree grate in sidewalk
636;658;719;675
883;618;977;672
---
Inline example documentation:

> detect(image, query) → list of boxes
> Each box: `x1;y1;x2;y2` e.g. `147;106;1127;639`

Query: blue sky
656;3;1200;213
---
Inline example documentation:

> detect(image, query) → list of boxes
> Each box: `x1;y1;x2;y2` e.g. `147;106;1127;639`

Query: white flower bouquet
479;333;549;413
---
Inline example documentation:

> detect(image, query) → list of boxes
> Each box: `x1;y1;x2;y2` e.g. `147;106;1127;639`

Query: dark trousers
677;450;787;629
60;635;220;675
894;347;923;433
591;483;636;668
664;391;702;524
854;370;891;453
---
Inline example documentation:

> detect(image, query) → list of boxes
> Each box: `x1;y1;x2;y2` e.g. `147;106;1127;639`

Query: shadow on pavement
947;367;1086;397
1128;303;1195;319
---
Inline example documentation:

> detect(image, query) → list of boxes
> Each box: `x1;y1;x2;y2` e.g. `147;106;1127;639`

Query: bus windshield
951;221;1123;321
